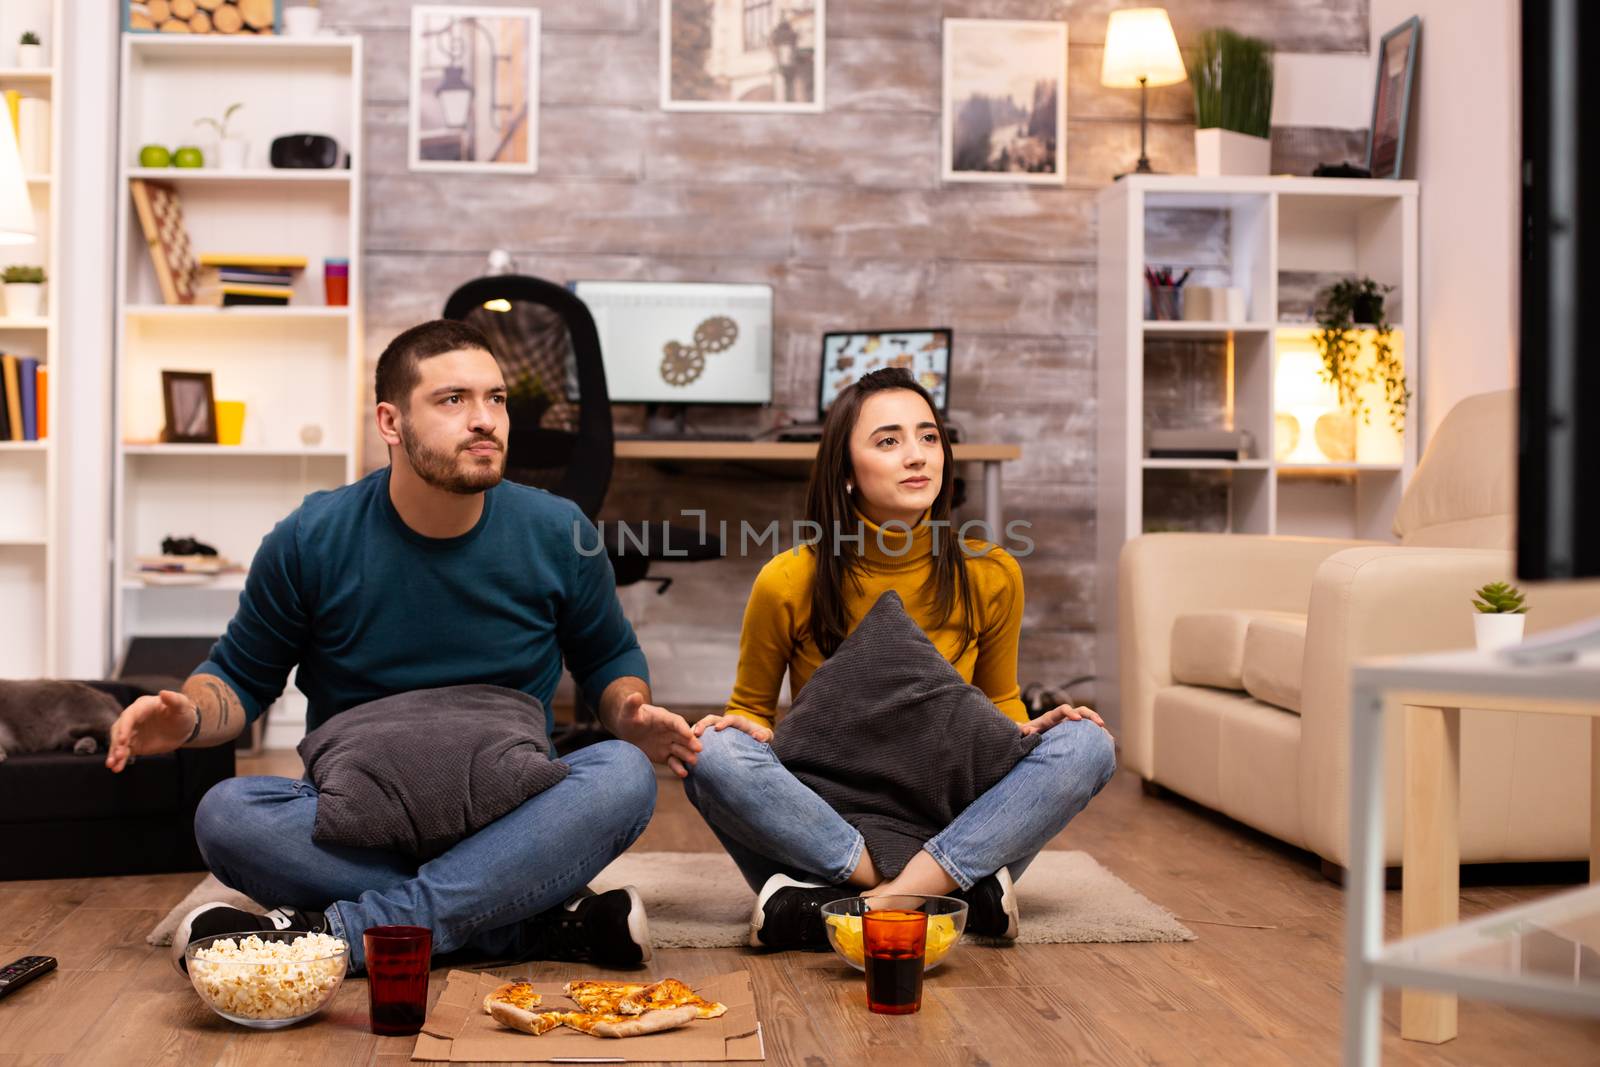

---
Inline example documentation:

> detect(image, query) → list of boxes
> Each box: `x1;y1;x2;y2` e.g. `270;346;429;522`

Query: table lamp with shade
1101;7;1188;175
0;108;36;245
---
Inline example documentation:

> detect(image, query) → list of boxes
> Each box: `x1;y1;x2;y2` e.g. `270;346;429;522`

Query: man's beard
398;421;505;494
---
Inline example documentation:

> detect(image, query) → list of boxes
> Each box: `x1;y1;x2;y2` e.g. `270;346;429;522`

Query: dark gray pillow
298;685;569;860
770;590;1039;878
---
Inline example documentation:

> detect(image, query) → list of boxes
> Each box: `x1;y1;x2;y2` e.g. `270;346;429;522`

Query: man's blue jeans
682;718;1116;892
192;740;655;970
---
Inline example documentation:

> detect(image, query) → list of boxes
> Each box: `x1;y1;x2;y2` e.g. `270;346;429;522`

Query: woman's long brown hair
804;368;977;658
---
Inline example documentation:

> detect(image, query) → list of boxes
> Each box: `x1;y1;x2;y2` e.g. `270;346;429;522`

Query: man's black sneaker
523;886;652;967
749;874;850;950
172;903;330;975
962;866;1020;940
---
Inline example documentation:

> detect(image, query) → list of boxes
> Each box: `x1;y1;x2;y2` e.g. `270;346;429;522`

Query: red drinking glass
363;925;431;1036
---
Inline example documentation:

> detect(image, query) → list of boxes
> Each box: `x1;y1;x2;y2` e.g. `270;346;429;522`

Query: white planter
283;6;322;37
218;138;249;170
3;282;43;319
1474;613;1526;652
16;43;44;69
1195;128;1272;177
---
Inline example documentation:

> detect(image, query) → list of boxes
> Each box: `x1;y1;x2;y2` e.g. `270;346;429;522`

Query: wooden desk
612;441;1024;533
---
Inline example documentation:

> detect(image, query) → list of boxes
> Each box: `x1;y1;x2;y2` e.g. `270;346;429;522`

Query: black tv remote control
0;956;57;999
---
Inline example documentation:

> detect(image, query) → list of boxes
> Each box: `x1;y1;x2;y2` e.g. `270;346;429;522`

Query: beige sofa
1118;391;1596;870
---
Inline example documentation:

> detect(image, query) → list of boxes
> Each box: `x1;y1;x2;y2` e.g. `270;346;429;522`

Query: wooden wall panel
322;0;1368;709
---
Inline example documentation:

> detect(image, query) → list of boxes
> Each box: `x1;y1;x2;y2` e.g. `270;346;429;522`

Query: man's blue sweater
194;467;648;739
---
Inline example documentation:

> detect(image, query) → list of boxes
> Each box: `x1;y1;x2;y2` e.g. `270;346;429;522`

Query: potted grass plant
1188;29;1274;176
2;265;45;319
196;103;247;170
1472;581;1527;652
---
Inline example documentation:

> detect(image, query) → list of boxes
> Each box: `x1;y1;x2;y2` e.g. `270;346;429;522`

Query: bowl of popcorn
185;931;349;1029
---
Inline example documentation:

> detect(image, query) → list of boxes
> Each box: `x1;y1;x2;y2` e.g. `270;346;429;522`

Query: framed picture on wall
161;371;218;444
942;19;1068;185
660;0;825;112
1367;16;1421;180
409;5;540;173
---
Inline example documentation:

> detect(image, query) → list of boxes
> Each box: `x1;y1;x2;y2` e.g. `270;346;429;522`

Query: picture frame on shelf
160;370;217;444
1367;16;1421;180
942;19;1067;185
409;5;541;174
659;0;826;113
122;0;282;35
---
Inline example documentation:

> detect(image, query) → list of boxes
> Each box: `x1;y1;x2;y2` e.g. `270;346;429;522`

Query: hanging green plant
1313;277;1410;431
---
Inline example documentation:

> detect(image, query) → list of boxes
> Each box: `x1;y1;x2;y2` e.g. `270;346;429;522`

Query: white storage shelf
0;7;60;678
114;34;364;731
1096;175;1419;729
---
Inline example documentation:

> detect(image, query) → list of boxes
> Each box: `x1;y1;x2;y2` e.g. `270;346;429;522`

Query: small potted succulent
1472;581;1527;651
16;31;44;69
2;265;45;319
196;103;247;170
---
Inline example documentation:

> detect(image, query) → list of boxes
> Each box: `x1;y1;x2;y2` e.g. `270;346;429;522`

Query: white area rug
148;850;1193;948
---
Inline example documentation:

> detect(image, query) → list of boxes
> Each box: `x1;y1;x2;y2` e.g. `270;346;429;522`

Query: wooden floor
2;751;1596;1066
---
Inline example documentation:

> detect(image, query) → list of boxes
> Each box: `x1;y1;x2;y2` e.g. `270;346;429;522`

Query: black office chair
443;275;721;743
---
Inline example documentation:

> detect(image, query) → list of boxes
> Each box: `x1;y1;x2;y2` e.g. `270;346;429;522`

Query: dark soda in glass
862;908;927;1015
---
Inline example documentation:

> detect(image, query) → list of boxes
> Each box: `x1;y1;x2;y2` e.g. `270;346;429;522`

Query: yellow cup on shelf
216;400;246;446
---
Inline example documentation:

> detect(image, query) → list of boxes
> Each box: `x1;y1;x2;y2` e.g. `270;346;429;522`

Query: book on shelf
0;356;47;442
194;284;294;307
198;266;296;288
197;253;309;271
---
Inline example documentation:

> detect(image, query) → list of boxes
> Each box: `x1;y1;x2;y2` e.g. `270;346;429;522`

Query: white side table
1344;648;1600;1065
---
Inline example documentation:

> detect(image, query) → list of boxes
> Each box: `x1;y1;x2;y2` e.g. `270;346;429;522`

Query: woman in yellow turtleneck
681;368;1117;951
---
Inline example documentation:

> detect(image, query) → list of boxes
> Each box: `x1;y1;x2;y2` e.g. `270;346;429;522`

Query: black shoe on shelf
523;886;652;967
749;874;850;951
962;866;1020;940
172;902;330;975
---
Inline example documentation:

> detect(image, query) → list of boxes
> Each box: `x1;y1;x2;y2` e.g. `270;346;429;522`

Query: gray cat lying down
0;681;123;763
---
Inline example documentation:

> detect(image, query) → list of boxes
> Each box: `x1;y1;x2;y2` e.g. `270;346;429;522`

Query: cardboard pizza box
412;969;764;1063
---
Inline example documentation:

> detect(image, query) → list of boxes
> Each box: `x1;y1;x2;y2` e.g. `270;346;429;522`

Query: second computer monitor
819;328;953;417
572;281;773;405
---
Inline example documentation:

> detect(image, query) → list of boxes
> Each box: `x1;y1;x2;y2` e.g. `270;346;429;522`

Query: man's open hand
106;689;197;773
609;691;701;778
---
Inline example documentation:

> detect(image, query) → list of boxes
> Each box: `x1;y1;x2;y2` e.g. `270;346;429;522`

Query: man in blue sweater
105;319;701;972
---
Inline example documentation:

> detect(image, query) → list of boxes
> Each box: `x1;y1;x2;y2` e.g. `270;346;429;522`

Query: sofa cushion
1170;610;1303;691
1241;613;1307;714
1393;389;1515;548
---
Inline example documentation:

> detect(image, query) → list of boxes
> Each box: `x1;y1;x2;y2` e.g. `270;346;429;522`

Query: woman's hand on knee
691;714;773;744
1021;704;1112;741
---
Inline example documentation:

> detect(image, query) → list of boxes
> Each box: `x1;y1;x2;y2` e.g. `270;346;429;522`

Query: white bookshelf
114;33;364;745
0;1;62;679
1095;175;1419;725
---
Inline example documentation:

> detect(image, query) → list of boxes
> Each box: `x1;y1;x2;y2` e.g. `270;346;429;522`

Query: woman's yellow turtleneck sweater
725;512;1028;729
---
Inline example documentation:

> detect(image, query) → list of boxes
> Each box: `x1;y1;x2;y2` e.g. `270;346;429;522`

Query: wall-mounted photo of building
662;0;824;112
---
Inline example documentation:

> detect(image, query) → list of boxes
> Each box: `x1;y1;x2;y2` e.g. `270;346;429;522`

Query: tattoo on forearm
196;678;241;735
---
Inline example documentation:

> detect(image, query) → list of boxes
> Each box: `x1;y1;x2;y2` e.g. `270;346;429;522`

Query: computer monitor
571;281;773;405
819;328;953;418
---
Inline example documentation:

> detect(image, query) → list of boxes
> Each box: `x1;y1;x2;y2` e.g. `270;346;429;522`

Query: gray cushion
770;591;1039;879
298;685;568;860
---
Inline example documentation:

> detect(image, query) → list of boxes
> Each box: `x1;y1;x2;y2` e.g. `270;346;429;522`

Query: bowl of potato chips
820;895;967;973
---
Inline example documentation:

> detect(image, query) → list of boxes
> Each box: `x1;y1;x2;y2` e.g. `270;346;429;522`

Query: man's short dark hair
374;319;494;408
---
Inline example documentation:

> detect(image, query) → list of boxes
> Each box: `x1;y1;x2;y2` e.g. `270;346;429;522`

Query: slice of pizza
559;1005;699;1038
616;977;728;1019
482;981;543;1015
486;997;564;1036
563;979;646;1015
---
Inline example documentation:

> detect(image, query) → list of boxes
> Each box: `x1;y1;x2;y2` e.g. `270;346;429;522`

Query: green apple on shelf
173;146;204;168
139;144;172;168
